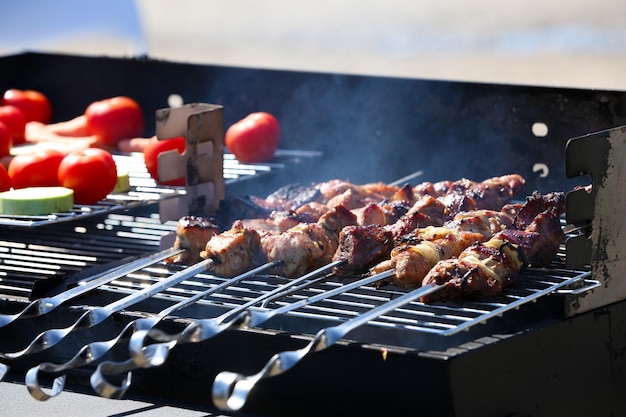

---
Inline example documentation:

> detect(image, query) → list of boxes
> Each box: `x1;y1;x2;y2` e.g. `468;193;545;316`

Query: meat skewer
331;173;527;277
200;175;525;278
420;191;566;303
170;175;526;283
363;209;515;287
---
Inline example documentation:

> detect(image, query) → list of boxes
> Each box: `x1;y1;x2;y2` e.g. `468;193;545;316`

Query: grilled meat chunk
332;225;395;276
406;195;451;225
201;221;263;277
261;223;336;277
167;216;220;264
352;202;388;227
513;191;565;231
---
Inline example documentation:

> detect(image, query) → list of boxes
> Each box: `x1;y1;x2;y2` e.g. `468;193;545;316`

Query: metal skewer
24;260;282;401
0;247;184;329
90;267;396;399
0;256;215;360
211;280;445;412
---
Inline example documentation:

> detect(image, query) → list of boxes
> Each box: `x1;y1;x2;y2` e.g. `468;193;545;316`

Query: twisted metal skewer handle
212;282;444;411
1;257;213;360
90;262;343;398
0;248;183;329
90;340;176;399
1;308;110;359
91;266;393;399
127;260;339;367
24;317;160;400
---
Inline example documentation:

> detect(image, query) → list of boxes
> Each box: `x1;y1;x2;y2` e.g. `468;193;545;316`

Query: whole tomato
143;136;186;186
0;164;10;191
8;148;64;188
0;105;27;145
2;89;52;124
85;96;145;148
225;112;281;163
0;121;10;157
58;148;117;204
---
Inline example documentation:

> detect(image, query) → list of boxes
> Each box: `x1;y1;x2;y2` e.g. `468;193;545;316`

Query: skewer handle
0;247;184;329
212;282;444;411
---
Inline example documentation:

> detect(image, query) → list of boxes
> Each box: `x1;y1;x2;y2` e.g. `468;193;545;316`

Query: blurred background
0;0;625;90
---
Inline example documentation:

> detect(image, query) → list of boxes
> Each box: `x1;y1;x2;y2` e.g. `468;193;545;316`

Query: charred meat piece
201;221;263;277
332;211;435;277
513;191;565;230
389;184;415;204
508;206;564;267
379;200;411;224
438;193;477;214
332;225;395;276
167;216;220;265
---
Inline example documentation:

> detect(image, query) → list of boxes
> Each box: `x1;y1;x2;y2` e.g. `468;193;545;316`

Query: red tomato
225;112;281;163
0;121;10;157
58;148;117;204
8;149;64;188
0;105;27;146
85;96;145;148
0;164;10;192
2;89;52;124
143;136;186;186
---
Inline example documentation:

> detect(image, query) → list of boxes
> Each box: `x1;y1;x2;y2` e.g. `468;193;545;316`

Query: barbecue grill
1;52;626;417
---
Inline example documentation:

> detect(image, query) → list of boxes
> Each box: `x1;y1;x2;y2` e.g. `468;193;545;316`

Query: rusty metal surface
565;125;626;315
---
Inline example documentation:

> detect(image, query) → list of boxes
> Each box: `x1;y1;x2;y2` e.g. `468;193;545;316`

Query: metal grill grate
94;249;594;348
